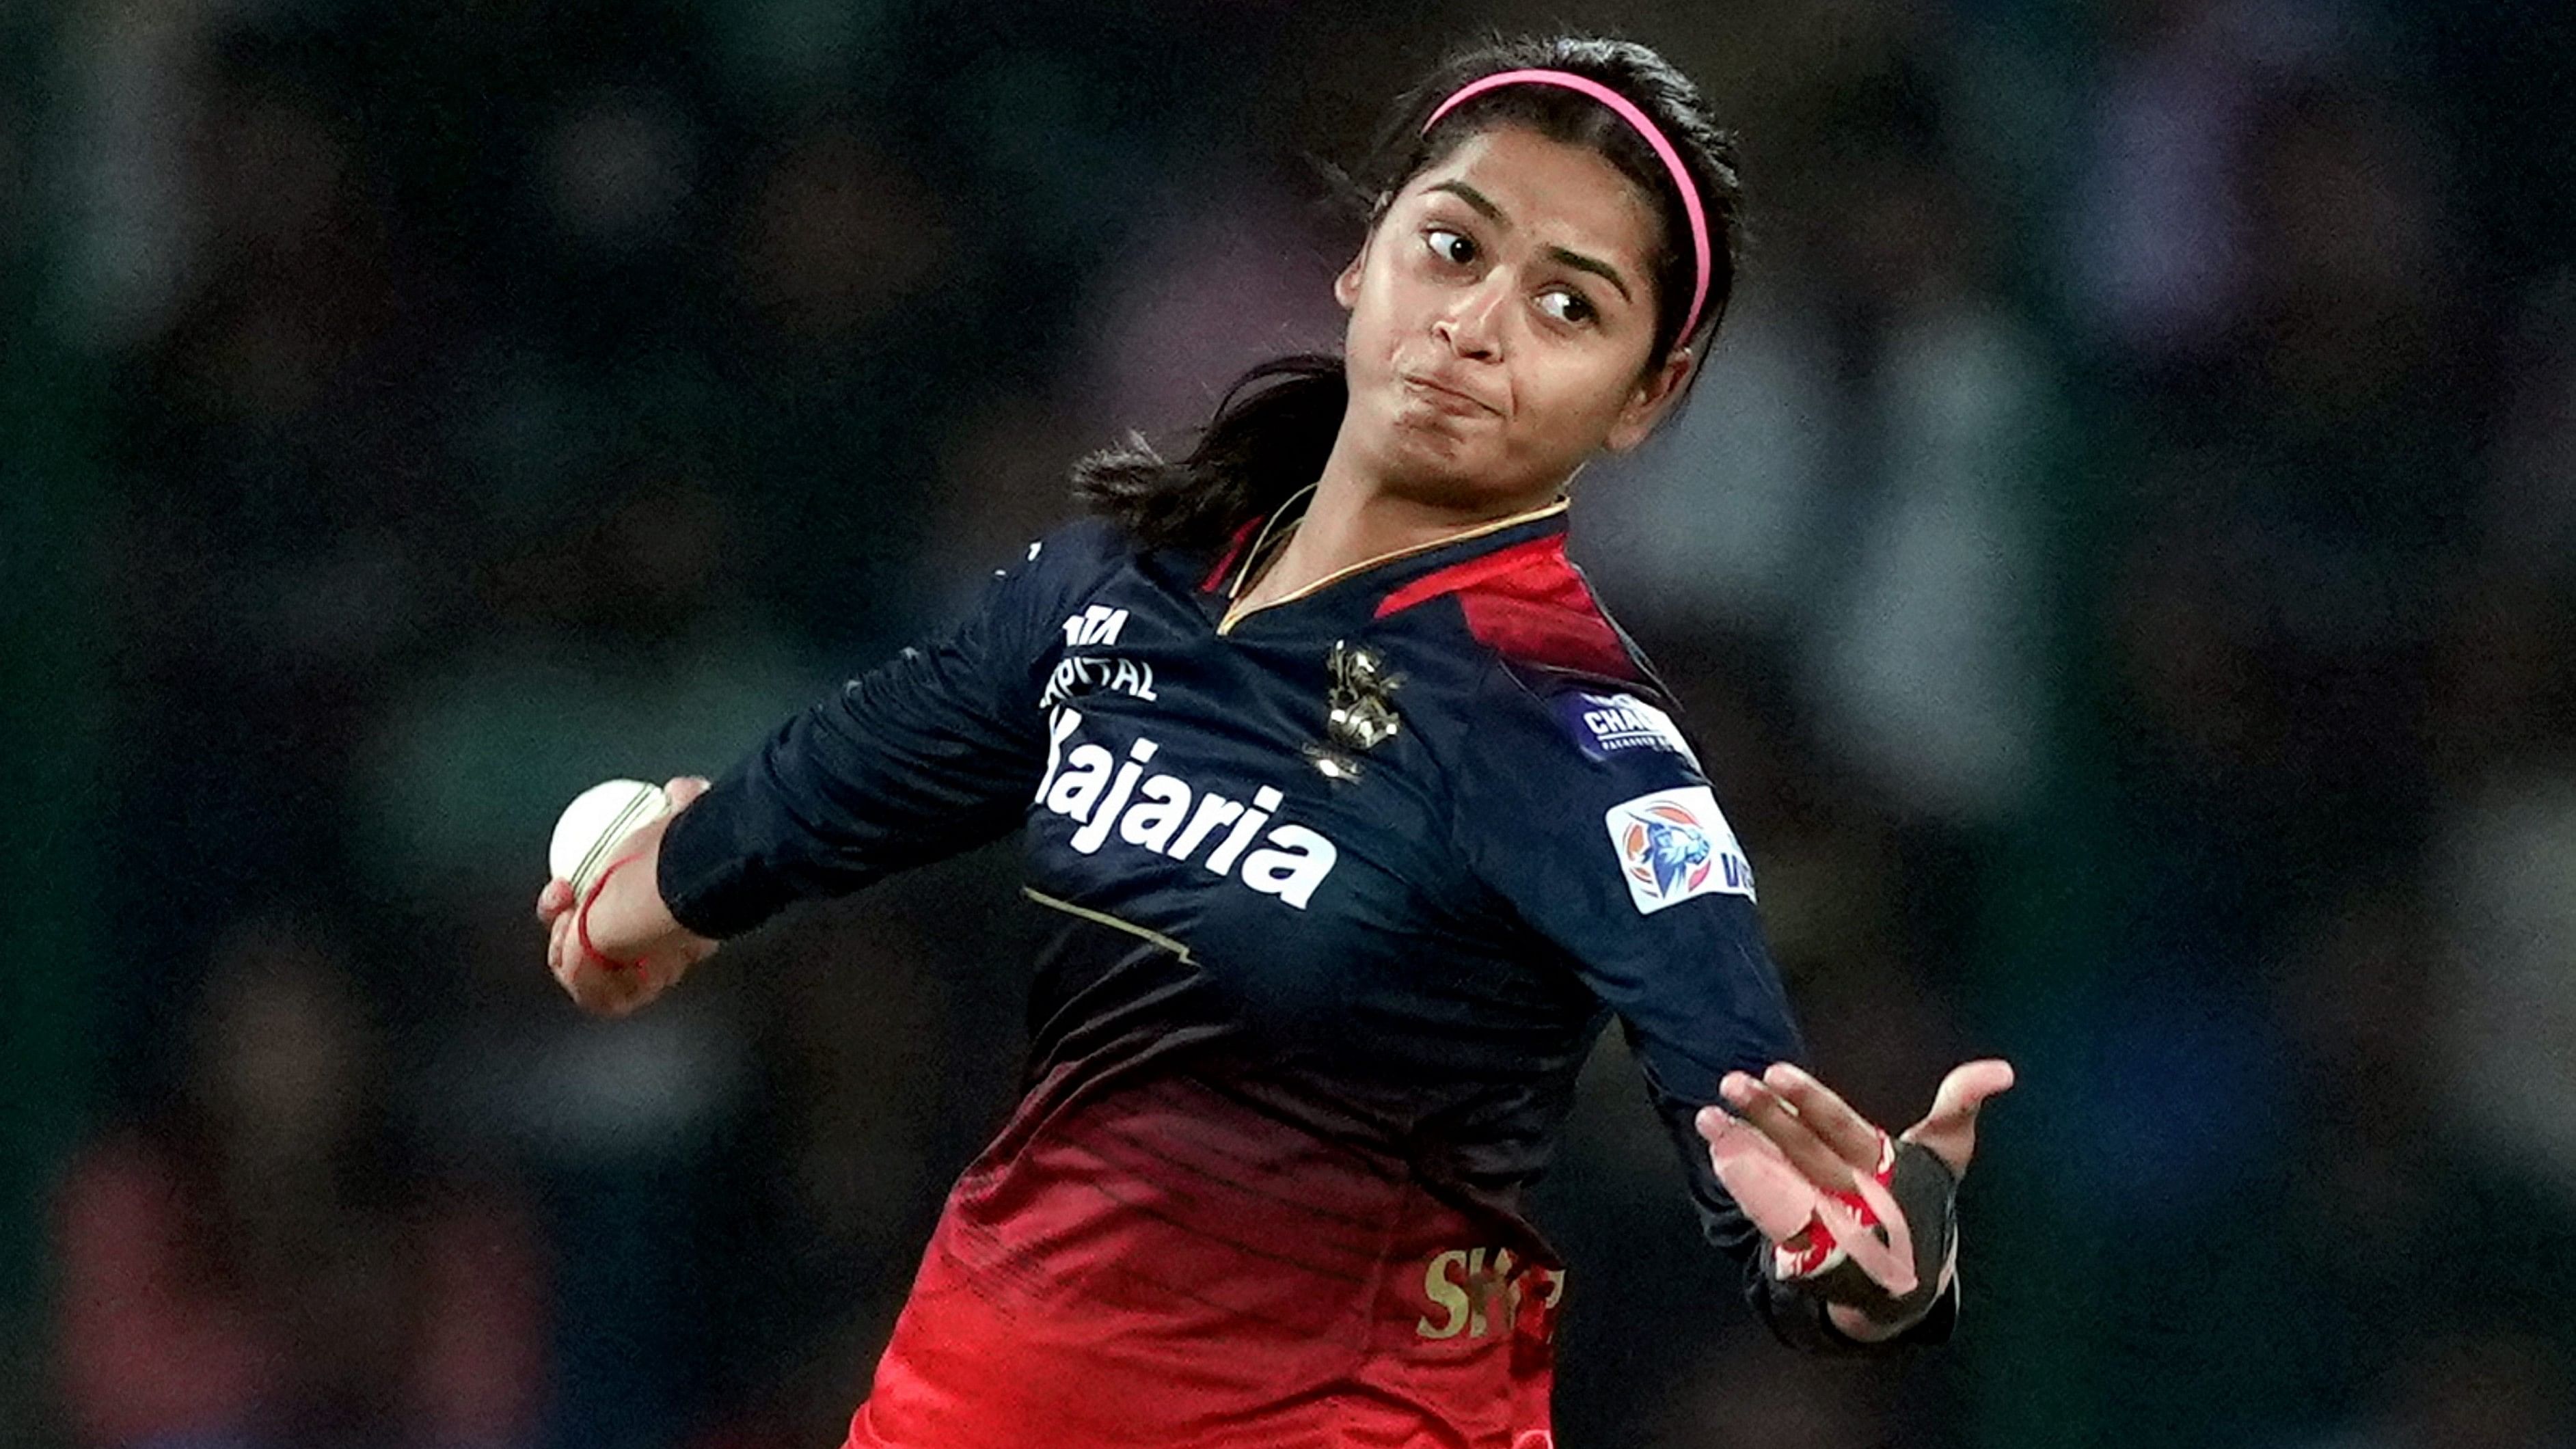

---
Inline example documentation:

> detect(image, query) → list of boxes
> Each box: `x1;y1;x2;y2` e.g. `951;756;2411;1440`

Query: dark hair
1076;33;1746;552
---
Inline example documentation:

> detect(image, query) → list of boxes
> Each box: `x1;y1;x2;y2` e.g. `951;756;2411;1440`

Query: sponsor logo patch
1556;692;1697;765
1605;785;1754;912
1039;653;1158;709
1413;1245;1564;1342
1033;707;1340;910
1061;604;1128;648
1042;604;1156;709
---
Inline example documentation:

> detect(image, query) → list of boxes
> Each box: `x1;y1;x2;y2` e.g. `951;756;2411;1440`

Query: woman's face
1333;124;1695;511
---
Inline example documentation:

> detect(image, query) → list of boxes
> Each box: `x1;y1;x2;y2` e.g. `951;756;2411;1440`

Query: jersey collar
1204;491;1572;636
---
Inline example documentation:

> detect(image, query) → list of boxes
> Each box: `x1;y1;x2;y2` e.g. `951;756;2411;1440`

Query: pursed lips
1401;373;1502;417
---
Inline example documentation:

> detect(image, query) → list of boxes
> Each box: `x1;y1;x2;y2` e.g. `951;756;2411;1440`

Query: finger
581;968;627;1016
1700;1104;1913;1298
1720;1071;1857;1194
537;878;573;923
552;917;591;998
664;775;711;810
1899;1058;2017;1176
1761;1061;1885;1174
572;962;627;1016
1694;1107;1824;1241
595;958;665;1018
1820;1168;1917;1297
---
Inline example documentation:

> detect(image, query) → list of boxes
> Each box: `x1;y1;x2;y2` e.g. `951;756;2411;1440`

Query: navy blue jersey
657;498;1951;1448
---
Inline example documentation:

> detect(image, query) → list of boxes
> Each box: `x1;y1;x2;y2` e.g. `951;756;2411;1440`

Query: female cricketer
536;33;2014;1448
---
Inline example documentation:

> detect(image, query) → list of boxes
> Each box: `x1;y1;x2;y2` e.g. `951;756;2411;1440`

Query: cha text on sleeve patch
1554;691;1699;766
1605;785;1754;913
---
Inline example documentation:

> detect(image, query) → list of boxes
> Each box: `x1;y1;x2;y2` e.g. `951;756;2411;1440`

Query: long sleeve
655;521;1115;939
1450;658;1954;1352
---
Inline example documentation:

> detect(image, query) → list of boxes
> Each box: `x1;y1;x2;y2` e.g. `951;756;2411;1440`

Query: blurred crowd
13;0;2576;1445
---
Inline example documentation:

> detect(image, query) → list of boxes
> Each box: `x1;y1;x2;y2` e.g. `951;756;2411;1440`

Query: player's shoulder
1377;538;1700;775
1457;651;1764;904
1382;525;1654;684
1012;513;1136;584
1433;649;1758;906
977;515;1144;623
1502;658;1698;755
1465;651;1707;783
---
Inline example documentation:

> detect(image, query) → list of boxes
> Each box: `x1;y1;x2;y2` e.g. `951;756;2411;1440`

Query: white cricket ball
550;778;670;897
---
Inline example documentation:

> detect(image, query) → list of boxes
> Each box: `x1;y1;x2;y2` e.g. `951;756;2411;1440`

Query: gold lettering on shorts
1415;1247;1566;1340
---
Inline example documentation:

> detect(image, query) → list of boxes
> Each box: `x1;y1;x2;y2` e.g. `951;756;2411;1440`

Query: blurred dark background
7;0;2576;1445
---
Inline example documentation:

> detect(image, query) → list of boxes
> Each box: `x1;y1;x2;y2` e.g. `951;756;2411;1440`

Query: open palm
1692;1057;2015;1329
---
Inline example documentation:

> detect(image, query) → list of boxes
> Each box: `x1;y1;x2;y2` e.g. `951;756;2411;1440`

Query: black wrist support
1774;1137;1959;1328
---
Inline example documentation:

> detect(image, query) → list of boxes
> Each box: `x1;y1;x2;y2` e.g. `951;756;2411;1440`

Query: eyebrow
1425;178;1636;305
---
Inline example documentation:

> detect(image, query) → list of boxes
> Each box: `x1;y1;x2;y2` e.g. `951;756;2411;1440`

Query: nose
1431;272;1507;360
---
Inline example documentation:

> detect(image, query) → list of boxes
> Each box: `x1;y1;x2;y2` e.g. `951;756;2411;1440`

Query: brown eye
1538;287;1596;325
1425;228;1477;267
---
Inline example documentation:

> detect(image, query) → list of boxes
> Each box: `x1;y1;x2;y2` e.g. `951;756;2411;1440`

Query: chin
1368;423;1476;487
1381;447;1543;514
1351;394;1541;511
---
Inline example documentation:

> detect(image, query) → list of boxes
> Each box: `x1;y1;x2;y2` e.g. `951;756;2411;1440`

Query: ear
1334;192;1393;312
1333;236;1369;312
1604;347;1698;453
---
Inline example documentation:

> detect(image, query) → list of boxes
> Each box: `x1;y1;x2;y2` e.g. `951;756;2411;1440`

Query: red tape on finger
1711;1122;1917;1297
575;852;651;973
1805;1137;1917;1297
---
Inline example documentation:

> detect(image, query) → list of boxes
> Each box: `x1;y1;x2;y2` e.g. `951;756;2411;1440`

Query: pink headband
1422;68;1714;347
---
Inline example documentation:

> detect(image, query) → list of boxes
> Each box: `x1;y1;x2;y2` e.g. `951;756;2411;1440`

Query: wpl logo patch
1605;785;1754;913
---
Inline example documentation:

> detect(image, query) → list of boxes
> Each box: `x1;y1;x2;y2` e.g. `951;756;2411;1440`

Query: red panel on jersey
1374;535;1636;680
1201;517;1266;593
